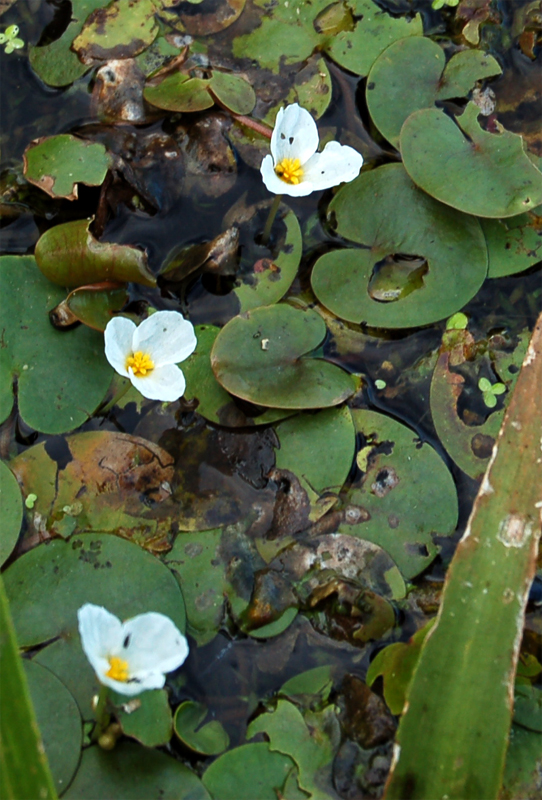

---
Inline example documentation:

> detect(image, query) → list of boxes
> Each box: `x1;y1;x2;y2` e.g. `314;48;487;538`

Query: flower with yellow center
261;103;363;197
78;604;189;696
104;310;197;402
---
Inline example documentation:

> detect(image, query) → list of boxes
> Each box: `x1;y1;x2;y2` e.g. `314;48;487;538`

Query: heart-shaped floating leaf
338;409;458;579
64;741;211;800
144;73;214;113
209;70;256;115
183;325;292;426
311;163;487;328
112;688;172;747
0;256;112;434
29;0;109;87
366;36;501;147
482;214;542;278
274;406;356;522
202;742;295;800
211;304;355;409
4;534;186;716
174;700;230;755
72;0;158;64
23;660;82;795
327;0;423;77
23;135;111;200
35;218;155;287
401;103;542;217
0;459;23;566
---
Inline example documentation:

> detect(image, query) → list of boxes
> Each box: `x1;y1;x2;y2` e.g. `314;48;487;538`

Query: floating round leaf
72;0;159;63
209;71;256;115
202;742;295;800
35;218;155;288
401;103;542;218
55;283;129;332
338;409;458;579
0;459;23;566
274;406;356;522
64;741;211;800
112;688;173;747
23;135;111;201
311;164;487;328
174;700;230;755
366;38;501;148
482;215;542;278
0;256;112;434
23;661;82;795
183;326;292;427
144;73;214;113
211;304;355;410
326;0;423;78
3;534;186;715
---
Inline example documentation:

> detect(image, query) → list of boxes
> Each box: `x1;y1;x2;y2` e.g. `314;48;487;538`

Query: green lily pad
280;666;333;701
23;660;82;795
285;56;332;121
72;0;158;63
0;256;112;434
482;214;542;278
338;409;458;579
234;206;302;313
23;135;111;201
211;305;355;410
209;71;256;115
326;0;423;77
183;326;292;427
401;102;542;217
366;37;501;148
0;459;23;566
64;741;211;800
112;688;173;747
311;163;487;328
274;406;356;522
502;725;542;800
144;73;214;113
10;431;177;553
247;699;338;800
202;742;295;800
35;218;156;288
29;0;110;87
3;534;186;716
174;700;230;755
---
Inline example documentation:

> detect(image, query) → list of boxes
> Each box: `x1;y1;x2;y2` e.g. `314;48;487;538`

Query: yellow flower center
106;656;129;682
275;158;304;185
126;351;154;377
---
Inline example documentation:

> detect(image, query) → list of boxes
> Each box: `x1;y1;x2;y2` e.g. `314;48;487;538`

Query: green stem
99;376;132;415
261;194;282;247
91;684;111;742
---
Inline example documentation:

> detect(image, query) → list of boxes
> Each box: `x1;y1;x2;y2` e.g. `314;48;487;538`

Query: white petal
130;364;186;402
104;317;136;377
260;154;315;197
100;671;166;696
120;612;189;675
132;311;197;367
302;141;363;191
78;604;123;676
270;104;319;165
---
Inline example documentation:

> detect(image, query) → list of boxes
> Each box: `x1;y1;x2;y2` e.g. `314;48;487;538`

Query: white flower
78;604;189;696
104;310;196;402
260;103;363;197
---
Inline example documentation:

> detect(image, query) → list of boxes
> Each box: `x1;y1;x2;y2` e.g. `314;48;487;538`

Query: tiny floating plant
478;376;506;408
0;25;24;54
260;103;363;243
